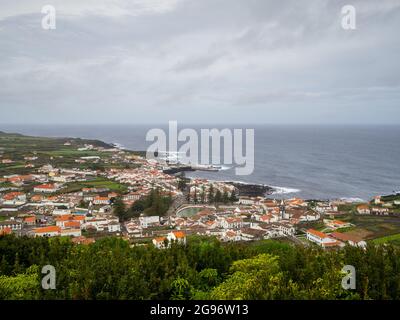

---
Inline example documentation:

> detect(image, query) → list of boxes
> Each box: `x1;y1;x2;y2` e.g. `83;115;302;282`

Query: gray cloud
0;0;399;124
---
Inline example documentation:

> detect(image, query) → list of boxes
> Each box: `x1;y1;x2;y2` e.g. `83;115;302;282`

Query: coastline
1;129;397;201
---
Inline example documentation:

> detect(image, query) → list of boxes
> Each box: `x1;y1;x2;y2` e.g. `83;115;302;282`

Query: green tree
210;254;292;299
0;265;41;300
229;191;237;203
222;190;229;203
113;197;127;222
200;185;206;203
193;189;198;204
171;277;191;300
214;190;222;204
208;184;214;203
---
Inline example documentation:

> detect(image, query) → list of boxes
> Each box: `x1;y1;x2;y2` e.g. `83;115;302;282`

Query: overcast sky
0;0;399;125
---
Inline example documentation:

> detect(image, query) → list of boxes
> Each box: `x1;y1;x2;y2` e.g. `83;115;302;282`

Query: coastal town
1;131;400;249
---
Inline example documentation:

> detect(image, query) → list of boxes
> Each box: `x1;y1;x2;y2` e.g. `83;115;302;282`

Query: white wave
112;142;126;149
271;186;301;194
339;197;365;203
219;165;232;171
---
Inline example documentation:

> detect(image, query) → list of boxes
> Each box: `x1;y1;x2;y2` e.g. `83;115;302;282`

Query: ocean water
1;124;400;200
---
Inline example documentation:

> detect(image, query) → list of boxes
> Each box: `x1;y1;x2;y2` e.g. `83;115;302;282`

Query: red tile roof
173;231;186;238
307;229;329;239
34;226;61;234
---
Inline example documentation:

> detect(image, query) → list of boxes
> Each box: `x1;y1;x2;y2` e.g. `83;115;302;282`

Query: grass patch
372;233;400;245
61;178;128;194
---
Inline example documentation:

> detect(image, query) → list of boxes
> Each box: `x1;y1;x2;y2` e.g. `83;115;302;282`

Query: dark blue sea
1;124;399;200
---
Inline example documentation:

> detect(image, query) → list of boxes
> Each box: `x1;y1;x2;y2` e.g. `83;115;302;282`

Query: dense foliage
115;188;173;221
1;235;400;300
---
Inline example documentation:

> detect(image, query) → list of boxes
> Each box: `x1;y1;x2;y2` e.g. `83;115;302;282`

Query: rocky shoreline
225;182;275;197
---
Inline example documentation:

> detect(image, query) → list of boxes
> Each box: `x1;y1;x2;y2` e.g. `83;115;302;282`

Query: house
34;184;59;193
93;196;110;205
286;208;320;222
256;214;273;223
240;228;266;241
139;215;160;228
219;217;243;229
374;196;382;205
30;194;44;202
324;219;352;229
2;191;26;204
330;232;367;248
60;228;82;237
125;221;141;236
286;198;307;208
221;230;241;242
107;222;121;233
55;215;85;228
167;231;187;245
64;221;81;229
237;196;256;205
123;192;142;202
152;237;167;249
1;192;26;206
315;202;339;214
0;227;12;236
203;220;218;229
357;204;371;215
306;229;341;248
52;207;72;215
83;218;109;231
0;220;22;231
279;223;296;236
371;207;390;215
34;226;61;237
51;174;75;183
108;192;119;199
23;216;36;226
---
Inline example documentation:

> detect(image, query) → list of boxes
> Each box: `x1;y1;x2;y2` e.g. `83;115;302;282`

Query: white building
33;184;59;193
167;231;187;245
93;197;110;205
0;220;22;231
356;205;371;215
60;229;82;237
279;223;296;236
306;229;340;248
139;215;160;228
34;226;61;237
83;218;109;231
107;222;121;233
237;197;256;205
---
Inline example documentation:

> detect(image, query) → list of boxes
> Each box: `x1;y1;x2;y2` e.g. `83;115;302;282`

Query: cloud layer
0;0;399;124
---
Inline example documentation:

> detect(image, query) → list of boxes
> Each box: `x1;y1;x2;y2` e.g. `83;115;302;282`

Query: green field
335;213;400;241
0;131;145;175
61;178;128;194
0;131;116;175
39;149;106;157
372;233;400;245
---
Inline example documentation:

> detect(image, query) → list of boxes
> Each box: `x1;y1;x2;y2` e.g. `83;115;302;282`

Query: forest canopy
1;235;399;300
